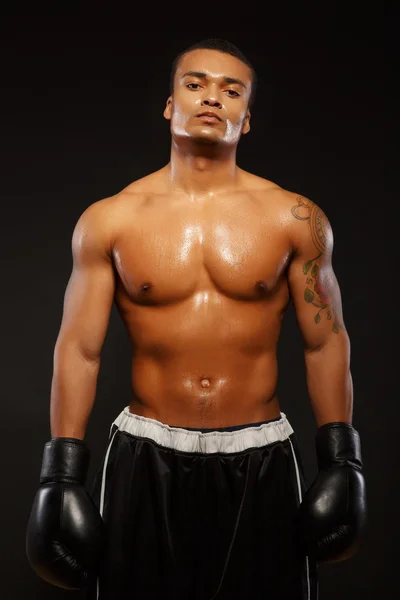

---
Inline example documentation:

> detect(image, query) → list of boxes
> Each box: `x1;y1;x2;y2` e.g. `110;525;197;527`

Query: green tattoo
291;196;342;333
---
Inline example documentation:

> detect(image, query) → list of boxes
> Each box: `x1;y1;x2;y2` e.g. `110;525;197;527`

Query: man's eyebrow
181;71;247;89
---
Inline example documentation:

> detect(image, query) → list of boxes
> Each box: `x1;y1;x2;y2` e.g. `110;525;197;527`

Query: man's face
164;49;252;146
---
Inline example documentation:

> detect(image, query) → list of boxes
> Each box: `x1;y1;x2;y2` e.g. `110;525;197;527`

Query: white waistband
112;407;294;454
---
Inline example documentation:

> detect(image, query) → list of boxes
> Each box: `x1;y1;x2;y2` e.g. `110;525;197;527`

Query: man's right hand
26;438;106;590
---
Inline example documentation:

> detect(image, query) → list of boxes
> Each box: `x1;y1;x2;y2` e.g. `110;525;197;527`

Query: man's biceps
287;260;308;299
65;261;114;305
60;262;114;330
56;298;114;363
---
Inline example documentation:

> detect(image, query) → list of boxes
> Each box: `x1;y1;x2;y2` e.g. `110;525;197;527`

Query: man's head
164;38;257;148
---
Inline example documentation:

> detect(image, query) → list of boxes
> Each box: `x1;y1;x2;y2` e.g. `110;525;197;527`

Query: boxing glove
298;422;367;563
26;437;106;589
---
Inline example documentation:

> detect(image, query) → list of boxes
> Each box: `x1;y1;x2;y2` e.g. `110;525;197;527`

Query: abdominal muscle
127;348;281;428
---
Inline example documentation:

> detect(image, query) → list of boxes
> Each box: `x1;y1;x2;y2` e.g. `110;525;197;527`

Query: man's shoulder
241;170;280;194
242;174;331;242
247;176;325;216
119;167;167;198
242;171;305;208
83;169;165;218
259;187;333;255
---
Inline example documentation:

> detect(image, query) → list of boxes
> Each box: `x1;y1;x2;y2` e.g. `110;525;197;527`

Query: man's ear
242;110;251;135
163;96;172;120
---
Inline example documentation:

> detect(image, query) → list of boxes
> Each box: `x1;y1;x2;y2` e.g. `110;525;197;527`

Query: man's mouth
196;111;222;122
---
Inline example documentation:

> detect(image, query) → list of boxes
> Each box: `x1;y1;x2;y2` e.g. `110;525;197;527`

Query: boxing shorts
86;407;319;600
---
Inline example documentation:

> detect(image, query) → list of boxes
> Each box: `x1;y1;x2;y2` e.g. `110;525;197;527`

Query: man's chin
191;134;220;146
187;127;224;145
172;127;227;148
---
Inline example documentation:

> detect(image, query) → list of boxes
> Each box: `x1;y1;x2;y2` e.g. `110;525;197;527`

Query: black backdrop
1;13;394;600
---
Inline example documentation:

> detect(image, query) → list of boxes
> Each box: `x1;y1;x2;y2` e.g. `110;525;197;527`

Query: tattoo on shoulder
291;196;342;334
291;196;329;254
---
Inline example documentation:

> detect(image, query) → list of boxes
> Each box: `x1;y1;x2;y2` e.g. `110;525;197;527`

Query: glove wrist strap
315;422;363;471
40;437;90;485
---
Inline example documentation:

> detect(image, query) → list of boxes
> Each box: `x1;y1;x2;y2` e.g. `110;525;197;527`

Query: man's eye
187;83;201;89
226;90;239;97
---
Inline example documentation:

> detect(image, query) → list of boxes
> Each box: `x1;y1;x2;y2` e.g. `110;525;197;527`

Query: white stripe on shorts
112;406;294;454
288;437;312;600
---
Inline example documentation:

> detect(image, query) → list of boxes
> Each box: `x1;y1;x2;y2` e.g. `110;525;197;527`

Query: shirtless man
26;39;367;600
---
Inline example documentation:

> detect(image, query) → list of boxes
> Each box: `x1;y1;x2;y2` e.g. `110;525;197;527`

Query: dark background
1;12;394;600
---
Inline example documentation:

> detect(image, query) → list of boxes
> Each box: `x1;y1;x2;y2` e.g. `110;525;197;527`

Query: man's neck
166;140;240;197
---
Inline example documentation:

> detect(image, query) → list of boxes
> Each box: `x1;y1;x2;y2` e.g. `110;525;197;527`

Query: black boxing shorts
86;407;319;600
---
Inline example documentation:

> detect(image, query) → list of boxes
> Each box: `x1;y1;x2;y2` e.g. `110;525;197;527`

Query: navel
200;378;211;388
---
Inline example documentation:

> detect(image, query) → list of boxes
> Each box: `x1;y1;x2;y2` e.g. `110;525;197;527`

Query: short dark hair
169;38;257;109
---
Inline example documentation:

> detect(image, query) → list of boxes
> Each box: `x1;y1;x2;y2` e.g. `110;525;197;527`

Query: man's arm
287;195;353;427
286;195;367;565
26;201;113;588
50;200;116;439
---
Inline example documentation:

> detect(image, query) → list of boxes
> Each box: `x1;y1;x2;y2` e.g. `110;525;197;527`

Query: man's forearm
50;342;101;439
304;332;353;427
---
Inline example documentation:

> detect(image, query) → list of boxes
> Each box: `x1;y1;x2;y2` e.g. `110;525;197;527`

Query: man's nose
201;96;222;109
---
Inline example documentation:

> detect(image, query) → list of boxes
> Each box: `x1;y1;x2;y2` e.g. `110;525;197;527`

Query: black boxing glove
298;422;367;563
26;438;106;589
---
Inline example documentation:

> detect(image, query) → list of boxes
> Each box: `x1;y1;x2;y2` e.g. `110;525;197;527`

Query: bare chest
112;196;292;306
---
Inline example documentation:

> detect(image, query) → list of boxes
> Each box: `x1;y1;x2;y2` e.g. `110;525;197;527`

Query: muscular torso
107;169;295;428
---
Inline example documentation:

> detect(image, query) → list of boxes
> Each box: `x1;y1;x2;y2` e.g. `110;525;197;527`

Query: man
26;39;367;599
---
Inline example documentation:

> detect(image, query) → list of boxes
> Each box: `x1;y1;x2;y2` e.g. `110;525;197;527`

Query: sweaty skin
51;48;349;437
104;172;298;428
